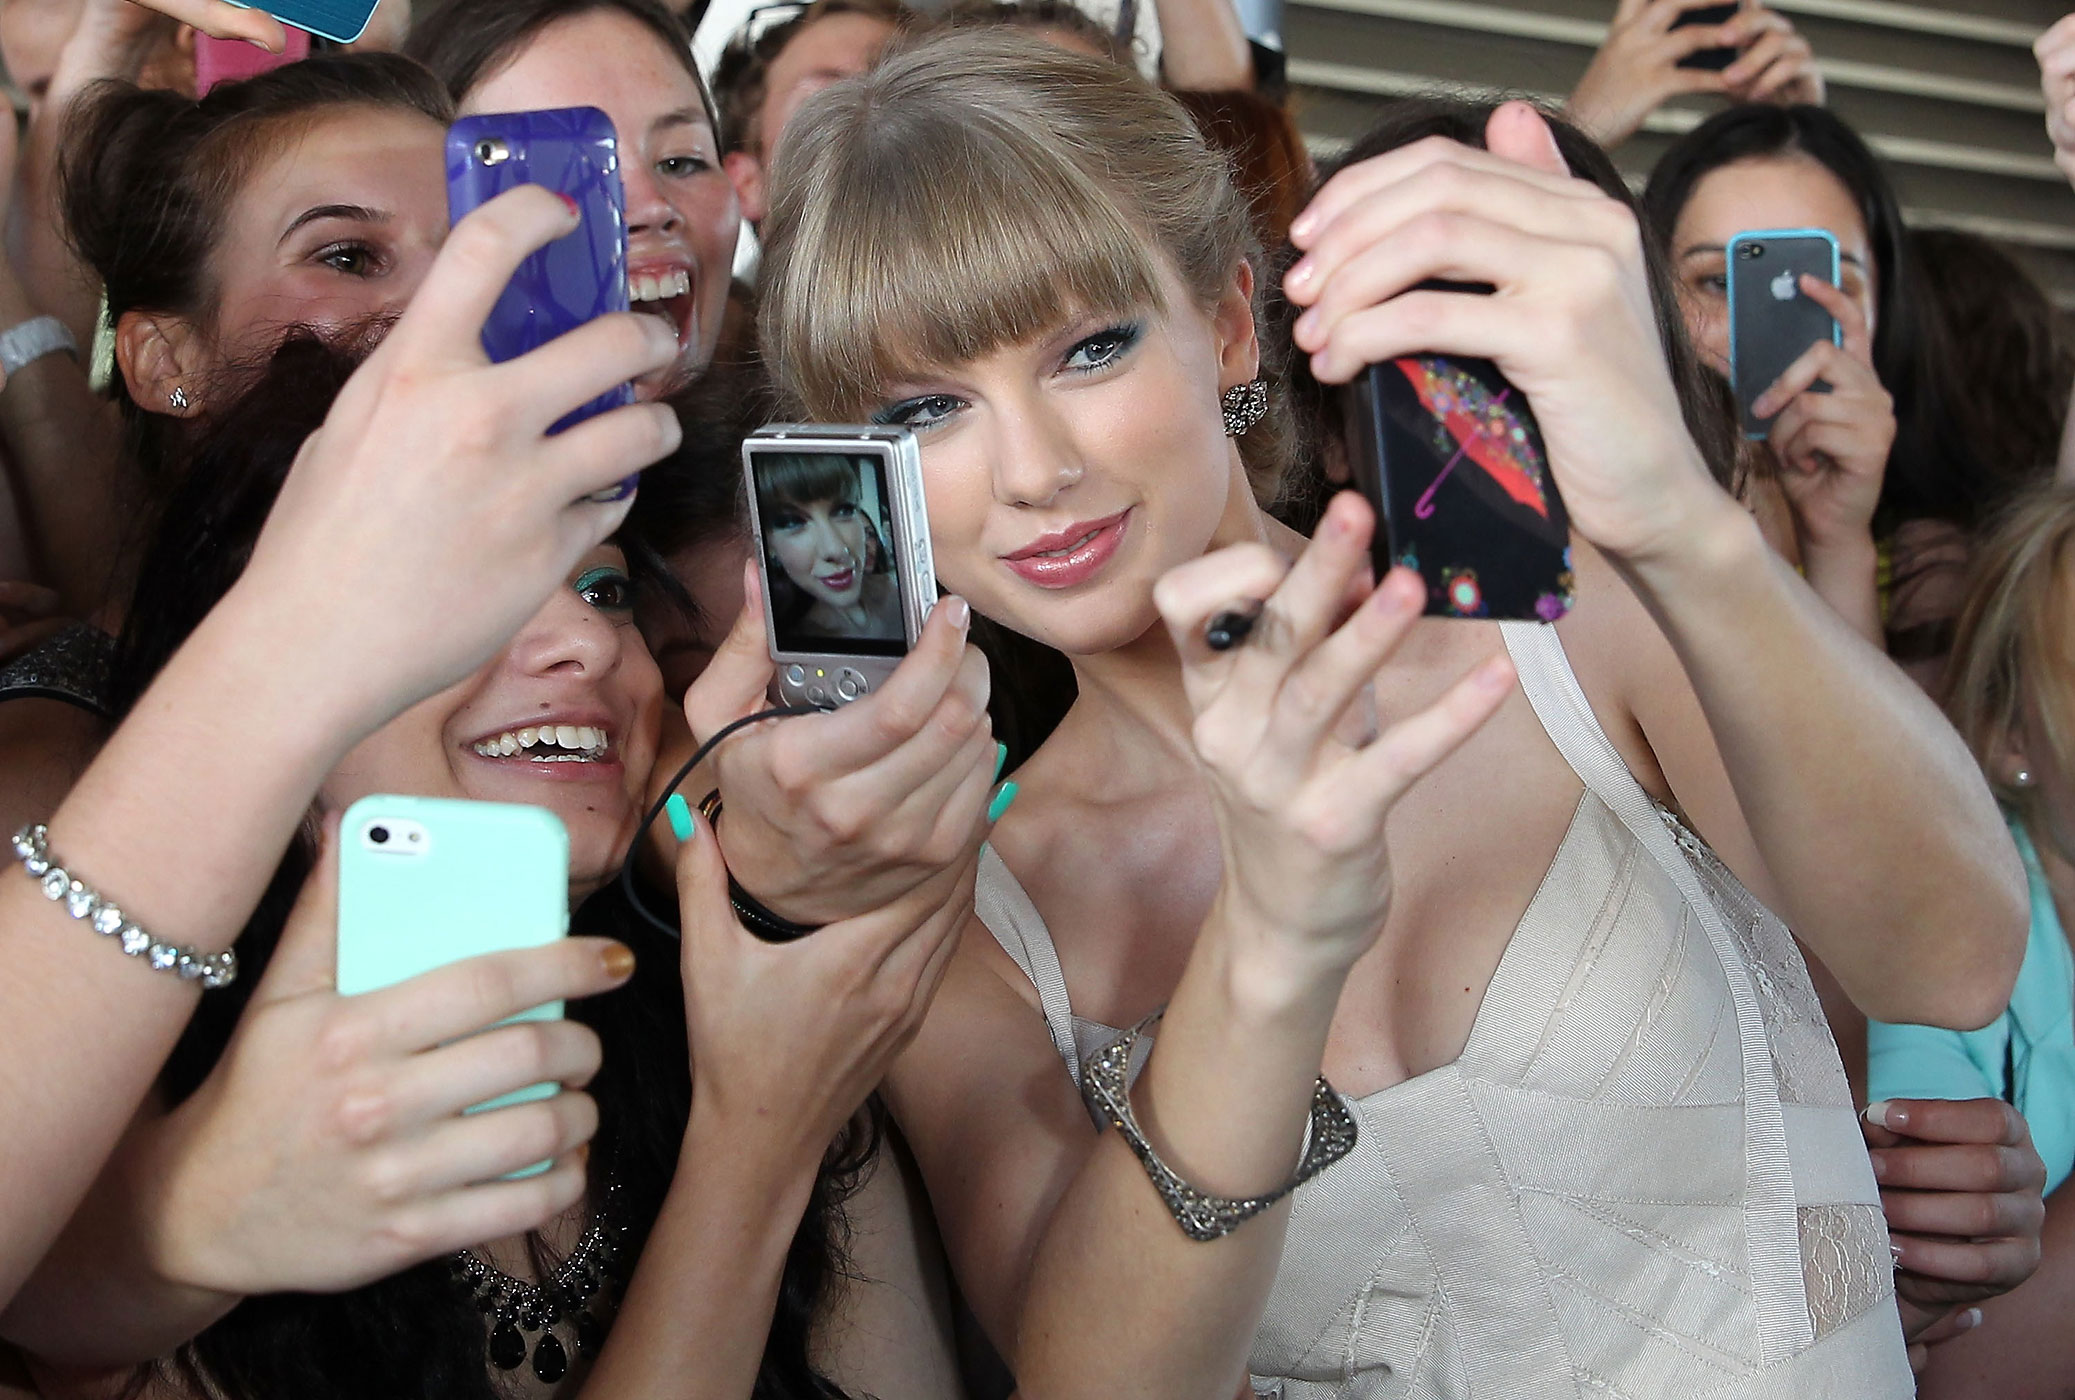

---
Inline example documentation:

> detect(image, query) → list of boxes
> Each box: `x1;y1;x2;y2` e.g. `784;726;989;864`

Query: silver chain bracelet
1080;1014;1358;1241
11;824;238;989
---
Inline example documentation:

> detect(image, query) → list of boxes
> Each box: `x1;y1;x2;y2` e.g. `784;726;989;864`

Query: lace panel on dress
1797;1204;1894;1340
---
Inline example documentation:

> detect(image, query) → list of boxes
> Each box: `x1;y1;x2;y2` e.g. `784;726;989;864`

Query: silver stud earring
168;386;190;411
2015;769;2034;787
1221;379;1267;437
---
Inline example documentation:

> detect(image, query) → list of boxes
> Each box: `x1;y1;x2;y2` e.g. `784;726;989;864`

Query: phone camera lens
1741;242;1764;259
475;137;510;167
368;825;391;845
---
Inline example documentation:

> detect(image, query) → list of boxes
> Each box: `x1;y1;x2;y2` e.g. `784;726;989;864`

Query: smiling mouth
818;568;857;591
629;269;693;349
470;724;613;763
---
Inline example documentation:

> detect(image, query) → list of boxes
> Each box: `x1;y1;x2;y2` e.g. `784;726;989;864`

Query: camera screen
753;448;908;657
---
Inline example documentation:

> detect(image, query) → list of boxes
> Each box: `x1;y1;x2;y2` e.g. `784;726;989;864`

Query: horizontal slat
1291;0;2045;110
1288;60;2064;178
1767;0;2041;49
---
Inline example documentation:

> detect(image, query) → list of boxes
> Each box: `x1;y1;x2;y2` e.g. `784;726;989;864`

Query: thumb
252;816;341;1002
1485;100;1569;178
683;558;775;742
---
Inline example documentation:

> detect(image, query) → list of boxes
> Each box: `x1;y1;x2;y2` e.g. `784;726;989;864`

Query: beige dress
976;622;1912;1398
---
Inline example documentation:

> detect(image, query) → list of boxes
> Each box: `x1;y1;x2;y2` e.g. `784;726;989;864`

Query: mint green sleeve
1866;1015;2007;1107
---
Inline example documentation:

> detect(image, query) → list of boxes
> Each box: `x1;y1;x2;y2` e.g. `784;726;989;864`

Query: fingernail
988;781;1020;823
665;792;694;843
1866;1100;1908;1131
1295;308;1320;343
1287;257;1315;290
944;596;971;632
1958;1307;1982;1331
556;192;581;220
601;943;636;980
994;742;1008;780
1477;655;1515;691
1867;1149;1887;1181
1890;1241;1904;1267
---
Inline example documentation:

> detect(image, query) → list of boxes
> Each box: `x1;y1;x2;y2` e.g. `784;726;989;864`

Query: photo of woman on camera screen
757;451;906;643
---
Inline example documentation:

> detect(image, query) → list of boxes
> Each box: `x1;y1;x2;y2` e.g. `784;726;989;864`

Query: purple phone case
446;107;633;436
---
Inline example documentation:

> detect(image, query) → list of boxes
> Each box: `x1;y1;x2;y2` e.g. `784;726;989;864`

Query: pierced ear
1989;718;2036;791
724;151;768;227
116;312;204;418
1214;257;1261;390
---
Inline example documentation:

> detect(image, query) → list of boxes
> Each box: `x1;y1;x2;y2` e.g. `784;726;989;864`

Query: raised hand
678;564;999;926
1720;5;1823;107
108;0;288;51
1153;491;1514;977
2037;14;2075;189
672;794;970;1164
140;831;634;1299
1568;0;1747;148
235;184;682;737
1286;101;1735;568
1753;274;1894;561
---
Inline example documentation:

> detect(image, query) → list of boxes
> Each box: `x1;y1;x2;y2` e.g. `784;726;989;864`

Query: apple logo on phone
1769;270;1798;301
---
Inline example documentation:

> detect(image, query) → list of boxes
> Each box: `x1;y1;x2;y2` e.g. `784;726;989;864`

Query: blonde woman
754;31;2026;1397
1872;486;2075;1392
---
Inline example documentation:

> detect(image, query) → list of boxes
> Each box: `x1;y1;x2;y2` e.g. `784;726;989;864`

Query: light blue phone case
1726;227;1842;441
337;795;570;1176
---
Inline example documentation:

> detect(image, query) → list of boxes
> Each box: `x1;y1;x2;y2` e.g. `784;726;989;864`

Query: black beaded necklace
452;1173;629;1386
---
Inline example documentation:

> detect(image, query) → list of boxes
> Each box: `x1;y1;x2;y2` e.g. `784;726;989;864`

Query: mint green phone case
337;795;570;1175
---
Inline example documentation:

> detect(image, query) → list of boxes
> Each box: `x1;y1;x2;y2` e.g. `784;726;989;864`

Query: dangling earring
168;386;190;411
1221;379;1267;437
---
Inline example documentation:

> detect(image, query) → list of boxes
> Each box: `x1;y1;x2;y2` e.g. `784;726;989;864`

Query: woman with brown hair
758;30;2024;1395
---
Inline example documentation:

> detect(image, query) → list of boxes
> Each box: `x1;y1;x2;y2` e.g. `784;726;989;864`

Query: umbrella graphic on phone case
1391;355;1565;547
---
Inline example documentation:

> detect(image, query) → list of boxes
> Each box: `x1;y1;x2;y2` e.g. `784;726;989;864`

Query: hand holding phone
140;817;625;1300
1672;2;1741;72
446;108;634;436
743;425;938;707
1727;228;1841;440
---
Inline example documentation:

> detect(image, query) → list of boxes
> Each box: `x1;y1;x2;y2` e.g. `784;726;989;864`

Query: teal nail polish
665;792;693;842
987;781;1019;823
994;742;1009;781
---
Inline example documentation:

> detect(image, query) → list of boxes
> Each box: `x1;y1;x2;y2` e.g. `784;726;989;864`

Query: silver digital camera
742;424;937;708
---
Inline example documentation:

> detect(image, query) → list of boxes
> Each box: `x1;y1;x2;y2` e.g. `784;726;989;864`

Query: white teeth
628;269;690;303
471;724;611;760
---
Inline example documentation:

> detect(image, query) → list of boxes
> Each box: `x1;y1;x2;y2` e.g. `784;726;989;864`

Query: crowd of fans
0;0;2068;1394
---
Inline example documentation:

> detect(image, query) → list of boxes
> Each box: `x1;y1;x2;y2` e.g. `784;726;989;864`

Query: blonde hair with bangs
756;27;1293;504
1944;486;2075;819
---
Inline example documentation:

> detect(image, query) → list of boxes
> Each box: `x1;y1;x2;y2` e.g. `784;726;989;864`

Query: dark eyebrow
279;204;386;245
1679;242;1870;273
651;108;713;137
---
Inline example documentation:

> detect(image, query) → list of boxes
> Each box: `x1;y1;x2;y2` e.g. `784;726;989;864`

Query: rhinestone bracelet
11;824;238;989
1080;1014;1358;1242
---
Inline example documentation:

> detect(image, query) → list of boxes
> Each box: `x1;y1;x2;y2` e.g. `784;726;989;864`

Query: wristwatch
0;315;79;390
